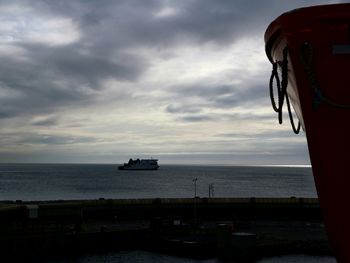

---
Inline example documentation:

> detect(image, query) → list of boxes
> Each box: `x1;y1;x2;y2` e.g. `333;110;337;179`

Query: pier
0;197;331;261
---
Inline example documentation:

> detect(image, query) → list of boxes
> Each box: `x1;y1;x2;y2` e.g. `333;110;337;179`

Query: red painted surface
265;4;350;263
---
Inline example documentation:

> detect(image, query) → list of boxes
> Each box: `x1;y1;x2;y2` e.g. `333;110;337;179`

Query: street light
192;178;198;227
192;178;198;197
209;183;214;198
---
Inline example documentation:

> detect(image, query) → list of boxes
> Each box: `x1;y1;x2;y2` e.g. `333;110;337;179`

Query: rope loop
269;62;281;113
268;46;301;134
286;93;301;134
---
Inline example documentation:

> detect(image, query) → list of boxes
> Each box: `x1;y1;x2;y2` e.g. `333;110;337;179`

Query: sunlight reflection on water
49;251;336;263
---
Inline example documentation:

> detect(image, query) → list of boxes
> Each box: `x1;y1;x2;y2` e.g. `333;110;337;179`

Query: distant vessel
118;158;159;170
265;4;350;263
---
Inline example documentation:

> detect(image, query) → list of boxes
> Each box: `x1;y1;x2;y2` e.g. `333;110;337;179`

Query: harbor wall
0;197;329;261
2;197;320;220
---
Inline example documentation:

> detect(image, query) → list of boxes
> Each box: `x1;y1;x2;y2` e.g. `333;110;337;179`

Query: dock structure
0;197;331;261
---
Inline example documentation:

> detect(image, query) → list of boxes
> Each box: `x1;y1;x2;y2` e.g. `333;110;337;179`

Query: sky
0;0;345;165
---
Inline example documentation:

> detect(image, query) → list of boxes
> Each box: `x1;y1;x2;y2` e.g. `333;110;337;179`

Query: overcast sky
0;0;345;165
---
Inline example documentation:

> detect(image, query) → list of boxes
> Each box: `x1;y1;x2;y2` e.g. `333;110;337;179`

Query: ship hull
118;166;159;171
118;159;159;171
265;4;350;263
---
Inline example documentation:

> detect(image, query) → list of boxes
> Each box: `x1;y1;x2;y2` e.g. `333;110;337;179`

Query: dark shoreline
0;197;332;261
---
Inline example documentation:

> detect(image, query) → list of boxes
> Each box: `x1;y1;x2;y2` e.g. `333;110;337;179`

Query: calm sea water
0;164;335;262
50;250;336;263
0;164;317;201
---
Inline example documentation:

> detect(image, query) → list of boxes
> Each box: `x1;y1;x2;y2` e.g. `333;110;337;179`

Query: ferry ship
118;158;159;170
265;4;350;263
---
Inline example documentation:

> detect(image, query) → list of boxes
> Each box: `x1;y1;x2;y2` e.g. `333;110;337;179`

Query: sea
0;163;336;263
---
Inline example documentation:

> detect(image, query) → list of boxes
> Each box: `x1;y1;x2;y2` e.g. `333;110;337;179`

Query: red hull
265;4;350;263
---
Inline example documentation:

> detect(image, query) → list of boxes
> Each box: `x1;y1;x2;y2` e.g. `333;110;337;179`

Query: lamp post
193;178;198;198
192;178;198;227
209;183;214;198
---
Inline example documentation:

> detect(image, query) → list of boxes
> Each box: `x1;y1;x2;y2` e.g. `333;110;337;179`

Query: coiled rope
300;42;350;109
269;47;301;134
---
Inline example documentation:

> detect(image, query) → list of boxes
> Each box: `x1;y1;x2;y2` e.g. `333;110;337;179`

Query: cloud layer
0;0;343;164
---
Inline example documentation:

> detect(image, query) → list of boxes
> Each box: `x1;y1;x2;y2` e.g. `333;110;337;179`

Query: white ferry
118;158;159;170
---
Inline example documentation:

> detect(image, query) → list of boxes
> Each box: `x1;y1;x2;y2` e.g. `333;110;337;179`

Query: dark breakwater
0;197;331;261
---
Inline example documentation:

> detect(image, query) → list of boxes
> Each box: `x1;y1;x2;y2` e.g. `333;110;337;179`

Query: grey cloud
17;134;97;145
38;0;339;49
166;82;269;112
4;0;340;57
166;104;202;114
164;81;277;124
174;111;273;123
179;85;234;98
180;115;212;122
0;0;342;164
30;116;59;126
125;1;328;47
212;92;265;109
216;129;306;139
23;44;146;83
225;112;272;121
0;41;145;119
0;0;336;122
0;109;16;119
